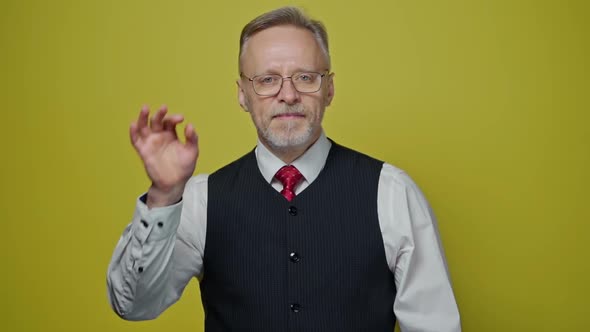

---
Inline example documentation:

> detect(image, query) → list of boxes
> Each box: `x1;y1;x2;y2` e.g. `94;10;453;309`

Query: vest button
288;206;297;216
290;303;301;313
289;252;301;263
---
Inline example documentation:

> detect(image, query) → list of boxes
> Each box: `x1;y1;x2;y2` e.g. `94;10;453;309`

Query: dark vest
201;142;396;331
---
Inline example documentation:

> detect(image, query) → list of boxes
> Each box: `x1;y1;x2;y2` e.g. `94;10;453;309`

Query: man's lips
272;113;305;119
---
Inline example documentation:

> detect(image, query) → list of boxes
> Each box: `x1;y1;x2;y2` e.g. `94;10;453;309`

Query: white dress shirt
107;132;461;331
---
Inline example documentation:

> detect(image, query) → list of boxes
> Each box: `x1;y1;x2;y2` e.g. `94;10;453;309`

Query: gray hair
239;6;331;71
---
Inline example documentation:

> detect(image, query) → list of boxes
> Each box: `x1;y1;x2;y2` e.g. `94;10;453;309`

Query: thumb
184;123;198;148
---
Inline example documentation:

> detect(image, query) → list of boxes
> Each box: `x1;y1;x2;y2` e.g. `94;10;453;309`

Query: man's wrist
146;184;184;208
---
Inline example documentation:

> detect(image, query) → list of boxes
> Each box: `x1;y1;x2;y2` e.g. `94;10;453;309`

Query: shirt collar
255;131;332;184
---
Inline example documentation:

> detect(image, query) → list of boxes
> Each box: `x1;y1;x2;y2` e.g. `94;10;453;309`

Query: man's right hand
130;105;199;208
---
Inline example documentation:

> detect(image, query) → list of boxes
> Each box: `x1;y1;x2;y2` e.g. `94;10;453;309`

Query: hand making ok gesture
129;105;198;207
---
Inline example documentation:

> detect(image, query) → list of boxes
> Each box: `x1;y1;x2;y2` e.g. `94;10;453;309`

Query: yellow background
1;0;588;331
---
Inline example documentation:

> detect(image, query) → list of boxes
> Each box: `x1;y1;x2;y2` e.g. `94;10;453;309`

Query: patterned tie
274;165;303;202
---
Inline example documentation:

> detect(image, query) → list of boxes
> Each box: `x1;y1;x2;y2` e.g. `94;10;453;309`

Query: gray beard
262;119;313;150
260;103;315;150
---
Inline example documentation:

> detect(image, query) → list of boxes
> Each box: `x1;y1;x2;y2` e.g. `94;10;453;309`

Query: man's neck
261;135;320;164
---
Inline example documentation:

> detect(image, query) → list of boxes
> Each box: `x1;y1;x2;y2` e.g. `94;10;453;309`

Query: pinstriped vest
201;142;396;331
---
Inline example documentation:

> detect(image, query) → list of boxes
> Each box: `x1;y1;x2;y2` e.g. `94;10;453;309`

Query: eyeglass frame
240;70;331;96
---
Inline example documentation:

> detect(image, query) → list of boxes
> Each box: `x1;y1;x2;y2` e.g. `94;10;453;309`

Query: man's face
238;25;334;151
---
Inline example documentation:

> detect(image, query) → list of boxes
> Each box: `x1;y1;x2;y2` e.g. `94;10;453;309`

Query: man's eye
296;73;316;82
257;76;277;84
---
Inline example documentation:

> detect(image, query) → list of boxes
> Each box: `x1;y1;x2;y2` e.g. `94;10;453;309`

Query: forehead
241;25;327;74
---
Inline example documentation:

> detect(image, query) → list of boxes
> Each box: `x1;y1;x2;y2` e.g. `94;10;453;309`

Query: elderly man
107;6;461;332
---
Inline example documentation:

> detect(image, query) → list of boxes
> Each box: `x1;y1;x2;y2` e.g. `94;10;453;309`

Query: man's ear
324;72;335;107
237;80;249;112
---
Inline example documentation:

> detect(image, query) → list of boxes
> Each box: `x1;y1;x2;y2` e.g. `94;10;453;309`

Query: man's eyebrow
253;68;325;76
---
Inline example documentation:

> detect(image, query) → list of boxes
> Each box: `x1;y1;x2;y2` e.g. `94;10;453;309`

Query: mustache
271;104;305;117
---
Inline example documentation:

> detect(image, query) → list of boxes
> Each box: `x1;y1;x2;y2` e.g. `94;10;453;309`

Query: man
107;6;461;332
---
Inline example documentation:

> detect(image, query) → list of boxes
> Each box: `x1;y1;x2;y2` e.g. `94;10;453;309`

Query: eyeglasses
242;71;328;96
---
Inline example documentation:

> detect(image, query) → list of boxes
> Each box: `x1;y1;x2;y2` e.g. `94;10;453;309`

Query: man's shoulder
378;162;429;200
330;140;416;188
329;140;384;165
209;149;257;178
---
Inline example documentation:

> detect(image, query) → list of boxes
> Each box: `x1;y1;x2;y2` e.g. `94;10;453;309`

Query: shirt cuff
131;193;183;243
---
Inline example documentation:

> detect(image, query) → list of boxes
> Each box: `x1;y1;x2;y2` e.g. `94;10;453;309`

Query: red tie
274;165;303;202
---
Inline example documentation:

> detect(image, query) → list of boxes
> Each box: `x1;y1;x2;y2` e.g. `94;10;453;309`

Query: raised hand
130;105;198;207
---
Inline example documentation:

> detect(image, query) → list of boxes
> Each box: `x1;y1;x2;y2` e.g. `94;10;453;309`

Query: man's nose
277;78;301;104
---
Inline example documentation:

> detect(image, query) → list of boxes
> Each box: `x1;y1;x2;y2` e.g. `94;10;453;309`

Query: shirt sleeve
377;164;461;332
106;174;208;320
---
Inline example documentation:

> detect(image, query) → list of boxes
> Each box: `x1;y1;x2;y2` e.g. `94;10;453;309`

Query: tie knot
275;165;303;190
275;165;303;202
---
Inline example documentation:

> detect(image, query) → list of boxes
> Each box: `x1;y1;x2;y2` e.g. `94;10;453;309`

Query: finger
162;114;185;132
136;106;150;134
184;123;198;148
162;115;185;140
129;122;140;146
150;105;168;132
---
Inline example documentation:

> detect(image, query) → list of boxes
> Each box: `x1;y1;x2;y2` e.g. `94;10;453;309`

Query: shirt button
138;267;144;273
157;222;164;228
288;206;297;216
140;219;148;228
289;252;300;263
290;303;301;313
